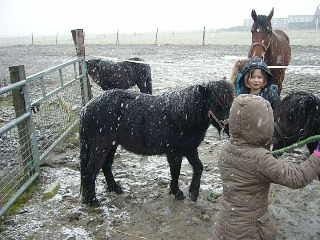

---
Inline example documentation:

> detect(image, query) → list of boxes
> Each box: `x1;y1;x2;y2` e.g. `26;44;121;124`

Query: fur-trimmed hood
229;94;274;147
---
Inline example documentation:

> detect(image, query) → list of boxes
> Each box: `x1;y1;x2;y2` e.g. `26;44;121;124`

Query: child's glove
314;142;320;180
314;142;320;158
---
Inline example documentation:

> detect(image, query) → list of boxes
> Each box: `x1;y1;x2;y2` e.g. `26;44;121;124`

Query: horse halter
208;110;228;132
249;33;272;60
207;90;229;132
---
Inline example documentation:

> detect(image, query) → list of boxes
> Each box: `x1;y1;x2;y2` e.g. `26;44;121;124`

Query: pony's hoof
189;191;199;202
82;197;100;207
169;189;185;200
108;183;123;194
175;190;185;200
114;185;123;194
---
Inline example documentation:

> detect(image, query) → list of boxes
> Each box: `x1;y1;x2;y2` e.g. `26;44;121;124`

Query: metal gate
0;29;91;216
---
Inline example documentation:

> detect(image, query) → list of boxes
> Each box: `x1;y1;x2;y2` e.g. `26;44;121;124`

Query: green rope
272;135;320;156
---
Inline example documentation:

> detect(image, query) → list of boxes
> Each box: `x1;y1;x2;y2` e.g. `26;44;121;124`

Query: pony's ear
199;85;207;98
304;96;320;136
306;95;319;115
267;8;274;22
251;9;257;21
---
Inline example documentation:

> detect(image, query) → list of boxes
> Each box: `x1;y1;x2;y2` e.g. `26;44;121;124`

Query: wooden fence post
154;27;159;45
116;29;120;47
202;26;206;46
9;65;33;167
71;29;92;105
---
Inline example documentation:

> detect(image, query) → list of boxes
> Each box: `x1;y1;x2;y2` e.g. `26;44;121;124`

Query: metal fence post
71;29;92;105
9;65;40;172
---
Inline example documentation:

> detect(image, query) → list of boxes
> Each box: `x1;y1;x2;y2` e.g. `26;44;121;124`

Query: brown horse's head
249;8;274;60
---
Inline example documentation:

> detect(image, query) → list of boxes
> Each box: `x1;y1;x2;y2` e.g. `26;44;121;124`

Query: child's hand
315;142;320;180
316;142;320;152
314;142;320;158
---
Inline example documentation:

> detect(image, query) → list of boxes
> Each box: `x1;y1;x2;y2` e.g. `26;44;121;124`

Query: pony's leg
102;146;123;194
167;153;185;200
81;146;100;206
81;136;113;206
136;79;147;94
185;149;203;201
135;68;152;94
144;71;152;94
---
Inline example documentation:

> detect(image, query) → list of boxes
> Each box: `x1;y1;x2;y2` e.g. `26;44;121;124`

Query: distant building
288;15;314;29
272;18;288;29
315;4;320;31
243;4;320;30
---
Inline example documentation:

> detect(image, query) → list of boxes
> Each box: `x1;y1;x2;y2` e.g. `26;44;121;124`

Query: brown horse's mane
273;29;290;44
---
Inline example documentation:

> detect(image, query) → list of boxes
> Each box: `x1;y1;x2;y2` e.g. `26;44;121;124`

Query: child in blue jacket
234;57;280;109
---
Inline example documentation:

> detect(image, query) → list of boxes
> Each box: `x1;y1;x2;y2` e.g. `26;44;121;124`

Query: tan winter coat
211;94;320;240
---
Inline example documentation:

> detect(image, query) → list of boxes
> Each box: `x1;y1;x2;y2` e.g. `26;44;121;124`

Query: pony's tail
145;67;152;94
79;118;89;196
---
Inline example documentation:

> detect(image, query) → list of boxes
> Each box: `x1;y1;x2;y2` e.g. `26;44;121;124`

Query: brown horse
249;8;291;92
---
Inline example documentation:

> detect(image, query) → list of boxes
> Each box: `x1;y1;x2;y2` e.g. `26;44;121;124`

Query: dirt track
0;44;320;240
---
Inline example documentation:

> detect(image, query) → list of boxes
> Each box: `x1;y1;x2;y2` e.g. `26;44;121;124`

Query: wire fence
1;29;320;47
0;116;34;206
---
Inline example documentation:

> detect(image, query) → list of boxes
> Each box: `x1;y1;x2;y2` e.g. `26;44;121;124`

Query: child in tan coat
211;94;320;240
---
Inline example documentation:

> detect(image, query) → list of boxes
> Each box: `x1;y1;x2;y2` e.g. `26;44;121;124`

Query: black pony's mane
158;84;207;126
161;81;232;125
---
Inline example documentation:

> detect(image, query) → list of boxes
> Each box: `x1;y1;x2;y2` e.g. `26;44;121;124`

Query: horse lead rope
272;135;320;156
208;110;227;132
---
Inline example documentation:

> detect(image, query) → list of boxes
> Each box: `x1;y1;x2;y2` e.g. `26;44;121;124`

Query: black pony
273;92;320;153
80;80;234;205
86;57;152;94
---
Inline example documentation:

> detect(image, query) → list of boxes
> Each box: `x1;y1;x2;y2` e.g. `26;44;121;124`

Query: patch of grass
207;191;222;202
5;179;40;216
42;181;60;201
25;236;36;240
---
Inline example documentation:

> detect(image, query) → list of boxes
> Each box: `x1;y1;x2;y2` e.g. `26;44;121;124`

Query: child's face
247;69;266;91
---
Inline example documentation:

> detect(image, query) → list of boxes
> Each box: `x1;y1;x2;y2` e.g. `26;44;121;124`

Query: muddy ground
0;44;320;240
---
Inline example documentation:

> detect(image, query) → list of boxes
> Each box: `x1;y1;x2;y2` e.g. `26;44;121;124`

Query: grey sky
0;0;319;37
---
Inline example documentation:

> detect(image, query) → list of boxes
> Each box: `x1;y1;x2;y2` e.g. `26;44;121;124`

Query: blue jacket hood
236;57;273;96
